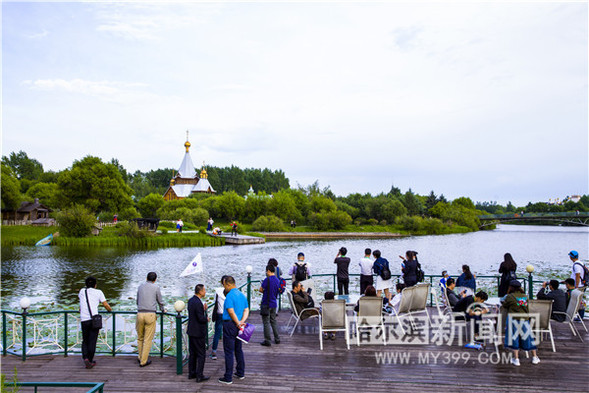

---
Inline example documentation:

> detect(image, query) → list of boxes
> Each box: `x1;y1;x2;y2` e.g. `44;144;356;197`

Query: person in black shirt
454;291;489;339
536;280;567;322
334;247;351;295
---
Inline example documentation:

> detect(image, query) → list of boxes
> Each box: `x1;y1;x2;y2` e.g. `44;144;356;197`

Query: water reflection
1;225;587;310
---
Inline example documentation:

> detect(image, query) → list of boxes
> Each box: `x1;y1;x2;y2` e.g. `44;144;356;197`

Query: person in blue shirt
219;276;249;385
259;264;281;347
456;264;477;291
439;271;450;289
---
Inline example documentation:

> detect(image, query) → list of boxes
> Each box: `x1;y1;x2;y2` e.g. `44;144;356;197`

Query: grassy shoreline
1;222;476;248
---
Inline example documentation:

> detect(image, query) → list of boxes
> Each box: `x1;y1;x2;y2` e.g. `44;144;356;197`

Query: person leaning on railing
79;276;112;369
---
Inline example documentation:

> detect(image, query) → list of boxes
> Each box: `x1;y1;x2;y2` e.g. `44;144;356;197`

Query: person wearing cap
569;250;585;288
536;280;567;322
503;280;540;366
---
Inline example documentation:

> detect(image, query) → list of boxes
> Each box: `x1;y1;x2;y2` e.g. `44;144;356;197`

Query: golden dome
200;168;208;179
184;140;191;152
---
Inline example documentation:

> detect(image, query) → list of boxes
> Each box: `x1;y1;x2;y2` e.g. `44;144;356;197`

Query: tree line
2;150;587;235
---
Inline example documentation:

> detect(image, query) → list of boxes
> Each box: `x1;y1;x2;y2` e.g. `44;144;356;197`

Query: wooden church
163;133;216;201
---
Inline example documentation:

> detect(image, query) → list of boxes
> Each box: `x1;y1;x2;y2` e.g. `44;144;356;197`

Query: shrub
367;218;379;226
421;217;445;234
115;222;151;238
56;205;96;237
308;210;352;230
252;215;285;232
160;228;168;235
396;216;423;232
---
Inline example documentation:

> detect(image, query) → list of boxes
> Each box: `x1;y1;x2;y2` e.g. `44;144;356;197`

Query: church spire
200;160;208;179
184;130;191;153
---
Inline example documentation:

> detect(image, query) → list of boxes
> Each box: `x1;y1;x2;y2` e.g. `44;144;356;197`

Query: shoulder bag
85;288;103;329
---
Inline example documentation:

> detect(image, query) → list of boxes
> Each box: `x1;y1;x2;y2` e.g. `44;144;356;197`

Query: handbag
85;288;103;329
237;323;255;343
260;303;270;317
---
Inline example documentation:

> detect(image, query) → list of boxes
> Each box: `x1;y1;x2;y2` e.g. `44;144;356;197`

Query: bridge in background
478;212;589;227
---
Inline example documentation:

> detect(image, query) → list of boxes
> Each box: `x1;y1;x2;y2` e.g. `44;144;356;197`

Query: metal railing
4;382;105;393
240;271;545;310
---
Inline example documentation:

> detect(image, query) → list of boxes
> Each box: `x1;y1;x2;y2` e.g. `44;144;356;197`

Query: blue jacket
372;257;390;276
456;273;476;291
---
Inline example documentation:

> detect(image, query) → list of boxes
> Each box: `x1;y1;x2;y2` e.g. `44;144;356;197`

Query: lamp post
173;300;185;375
526;264;535;299
19;297;31;361
246;265;253;308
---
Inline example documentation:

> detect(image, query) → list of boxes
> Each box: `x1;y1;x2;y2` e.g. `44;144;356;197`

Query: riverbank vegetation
3;151;588;242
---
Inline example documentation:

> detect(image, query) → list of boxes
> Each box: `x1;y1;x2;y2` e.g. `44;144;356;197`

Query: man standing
569;250;585;288
334;247;351;295
136;272;165;367
187;284;209;382
219;276;249;385
359;248;373;295
231;221;238;236
259;265;281;347
289;252;311;282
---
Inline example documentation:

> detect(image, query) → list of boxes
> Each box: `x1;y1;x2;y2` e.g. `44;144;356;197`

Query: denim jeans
222;320;244;381
211;317;223;351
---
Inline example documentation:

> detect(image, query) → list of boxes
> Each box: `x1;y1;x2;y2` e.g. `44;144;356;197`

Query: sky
2;1;587;205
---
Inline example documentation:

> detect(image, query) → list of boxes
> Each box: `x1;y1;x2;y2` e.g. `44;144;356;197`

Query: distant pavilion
162;134;216;201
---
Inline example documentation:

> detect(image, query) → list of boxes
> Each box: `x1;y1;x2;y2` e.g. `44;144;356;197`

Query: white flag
180;253;204;277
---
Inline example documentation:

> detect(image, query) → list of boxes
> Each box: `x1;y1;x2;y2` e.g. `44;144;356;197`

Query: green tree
402;190;423;216
252;215;285;232
425;191;437;211
1;164;22;210
310;195;337;213
244;194;270;223
452;197;475;210
2;150;43;180
57;156;134;213
137;193;165;218
57;204;97;237
25;182;59;208
215;191;246;220
268;190;301;221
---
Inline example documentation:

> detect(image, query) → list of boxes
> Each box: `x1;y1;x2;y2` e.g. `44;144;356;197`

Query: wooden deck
2;310;588;393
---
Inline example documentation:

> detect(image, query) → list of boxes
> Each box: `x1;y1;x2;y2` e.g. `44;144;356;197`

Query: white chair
434;286;467;344
528;299;556;352
553;289;585;342
286;290;319;337
408;283;431;322
319;299;350;350
355;297;386;346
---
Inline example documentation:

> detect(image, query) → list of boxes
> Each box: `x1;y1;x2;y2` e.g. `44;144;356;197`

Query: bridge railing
480;212;586;219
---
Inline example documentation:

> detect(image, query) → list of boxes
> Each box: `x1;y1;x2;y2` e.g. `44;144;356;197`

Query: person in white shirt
210;276;228;360
359;248;374;295
79;276;112;369
569;250;585;287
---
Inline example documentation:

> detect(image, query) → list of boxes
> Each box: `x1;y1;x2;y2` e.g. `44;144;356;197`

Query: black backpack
416;262;425;282
295;263;308;281
380;263;392;280
574;262;589;286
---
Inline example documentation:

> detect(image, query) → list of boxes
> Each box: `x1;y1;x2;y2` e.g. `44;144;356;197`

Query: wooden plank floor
2;310;588;393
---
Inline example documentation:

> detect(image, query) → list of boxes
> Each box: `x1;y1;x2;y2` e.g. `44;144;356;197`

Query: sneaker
274;339;281;344
260;341;271;347
330;333;336;340
209;352;217;360
234;373;245;380
218;378;233;385
511;358;520;367
84;358;93;369
532;356;540;365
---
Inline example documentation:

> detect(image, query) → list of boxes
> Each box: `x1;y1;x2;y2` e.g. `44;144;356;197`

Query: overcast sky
2;1;587;205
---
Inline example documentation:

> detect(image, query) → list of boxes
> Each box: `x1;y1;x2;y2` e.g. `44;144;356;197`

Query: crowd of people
78;248;586;379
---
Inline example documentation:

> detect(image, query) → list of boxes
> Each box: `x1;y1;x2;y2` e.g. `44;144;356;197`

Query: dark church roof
17;199;52;213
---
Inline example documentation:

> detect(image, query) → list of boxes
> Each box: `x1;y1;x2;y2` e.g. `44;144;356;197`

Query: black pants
81;320;100;362
360;275;374;295
188;336;206;378
337;278;349;295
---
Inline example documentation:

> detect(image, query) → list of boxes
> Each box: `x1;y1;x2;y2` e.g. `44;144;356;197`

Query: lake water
1;225;587;310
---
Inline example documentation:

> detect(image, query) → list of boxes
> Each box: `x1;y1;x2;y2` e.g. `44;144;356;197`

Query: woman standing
79;276;112;369
456;265;476;291
400;250;418;287
498;253;517;297
372;250;393;301
503;280;540;366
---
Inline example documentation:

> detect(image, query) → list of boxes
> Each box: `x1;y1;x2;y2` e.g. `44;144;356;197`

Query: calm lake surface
1;225;587;310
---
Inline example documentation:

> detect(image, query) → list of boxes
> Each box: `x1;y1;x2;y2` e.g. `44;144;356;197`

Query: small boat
35;233;53;246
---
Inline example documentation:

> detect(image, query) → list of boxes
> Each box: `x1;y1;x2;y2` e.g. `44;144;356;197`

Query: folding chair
319;299;350;350
553;289;585;342
286;290;319;336
355;297;386;346
528;299;555;352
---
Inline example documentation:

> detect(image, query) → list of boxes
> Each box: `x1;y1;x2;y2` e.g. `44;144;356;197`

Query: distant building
1;198;55;226
163;134;216;201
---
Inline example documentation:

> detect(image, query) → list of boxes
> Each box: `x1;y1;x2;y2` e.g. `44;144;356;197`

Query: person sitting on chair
291;281;319;320
446;278;467;310
536;279;567;322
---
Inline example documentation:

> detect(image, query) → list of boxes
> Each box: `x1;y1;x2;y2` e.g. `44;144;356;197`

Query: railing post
175;313;183;375
160;312;164;358
332;274;336;293
112;312;116;356
429;276;433;306
247;272;252;309
2;312;7;356
528;272;534;299
64;312;68;357
22;312;27;361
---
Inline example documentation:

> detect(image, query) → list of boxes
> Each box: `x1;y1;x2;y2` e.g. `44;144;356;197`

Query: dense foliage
56;205;97;237
2;150;587;236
